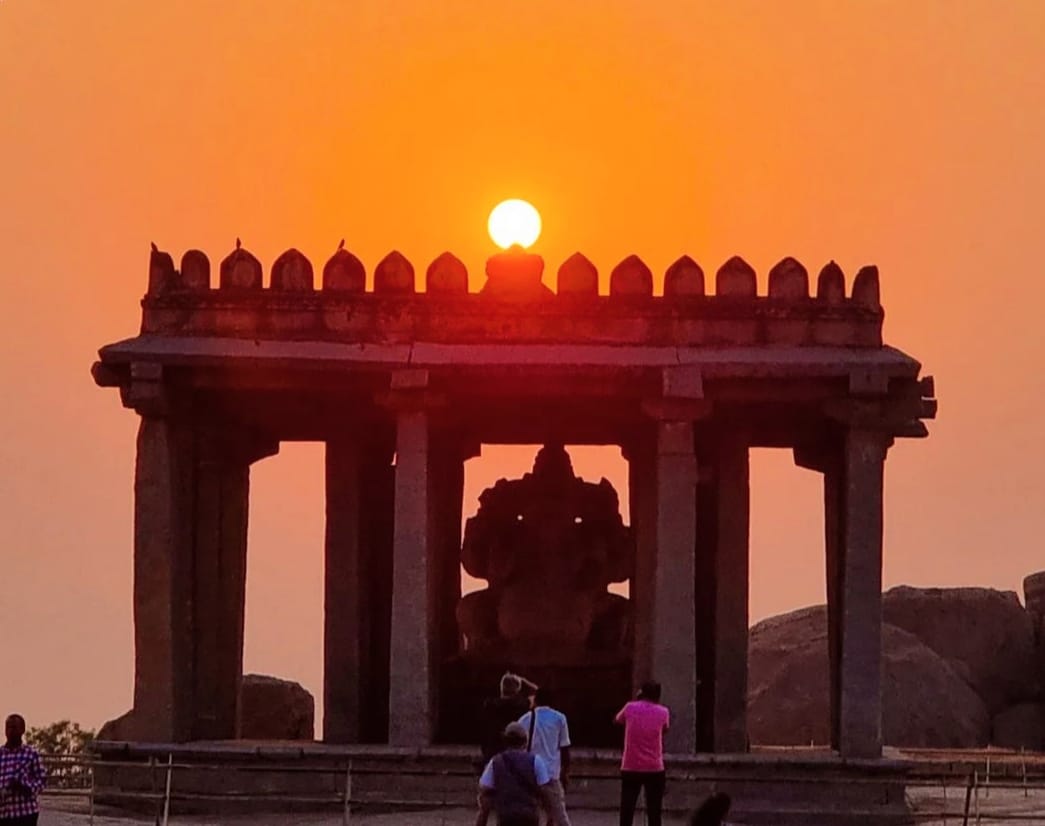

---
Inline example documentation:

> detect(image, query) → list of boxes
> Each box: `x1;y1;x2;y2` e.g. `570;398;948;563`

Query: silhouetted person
614;681;670;826
690;792;732;826
476;722;553;826
480;672;538;767
0;714;46;826
517;687;571;826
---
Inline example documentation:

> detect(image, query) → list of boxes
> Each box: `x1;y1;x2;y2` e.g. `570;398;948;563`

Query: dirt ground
36;788;1045;826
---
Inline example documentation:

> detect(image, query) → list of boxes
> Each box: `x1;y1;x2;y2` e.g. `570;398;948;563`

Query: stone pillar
711;434;750;753
388;399;438;745
191;442;252;741
651;419;699;753
627;435;657;690
324;435;396;744
191;428;276;741
131;415;273;742
132;416;195;741
827;428;889;758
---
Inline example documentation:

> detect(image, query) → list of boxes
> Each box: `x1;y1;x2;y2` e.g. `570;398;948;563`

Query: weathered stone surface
715;256;757;298
219;241;262;290
148;244;177;294
483;249;550;297
882;586;1041;712
323;243;366;292
816;261;845;303
374;250;415;293
239;674;314;740
851;265;881;308
557;253;598;296
426;252;467;293
180;250;210;290
609;255;653;297
748;605;991;748
991;702;1045;750
664;255;704;297
768;257;808;299
270;248;314;291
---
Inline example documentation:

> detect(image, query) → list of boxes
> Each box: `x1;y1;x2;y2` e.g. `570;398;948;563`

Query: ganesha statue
456;444;634;665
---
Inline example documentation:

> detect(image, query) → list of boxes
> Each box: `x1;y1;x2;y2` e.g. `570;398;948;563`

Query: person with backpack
517;687;572;826
476;721;553;826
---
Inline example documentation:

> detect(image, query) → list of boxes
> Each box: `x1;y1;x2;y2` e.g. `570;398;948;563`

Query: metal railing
38;751;1045;825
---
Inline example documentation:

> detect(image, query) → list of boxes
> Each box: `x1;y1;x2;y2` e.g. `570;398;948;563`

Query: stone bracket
662;366;704;399
641;398;712;423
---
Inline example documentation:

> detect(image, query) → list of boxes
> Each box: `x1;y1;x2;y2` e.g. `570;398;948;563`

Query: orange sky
2;1;1044;732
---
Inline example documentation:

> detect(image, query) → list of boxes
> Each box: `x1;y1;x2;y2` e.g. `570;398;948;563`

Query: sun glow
487;199;541;249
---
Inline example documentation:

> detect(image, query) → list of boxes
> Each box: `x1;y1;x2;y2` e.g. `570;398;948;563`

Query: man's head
503;721;529;749
500;672;523;697
534;686;554;708
637;680;662;702
5;714;26;744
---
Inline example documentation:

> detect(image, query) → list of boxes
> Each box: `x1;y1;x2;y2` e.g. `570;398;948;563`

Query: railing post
342;759;352;826
161;754;173;826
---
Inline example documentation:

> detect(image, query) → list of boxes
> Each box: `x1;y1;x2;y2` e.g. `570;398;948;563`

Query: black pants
498;815;539;826
620;770;666;826
0;815;40;826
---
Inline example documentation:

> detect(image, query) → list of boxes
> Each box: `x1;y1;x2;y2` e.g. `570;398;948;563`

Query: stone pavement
40;804;693;825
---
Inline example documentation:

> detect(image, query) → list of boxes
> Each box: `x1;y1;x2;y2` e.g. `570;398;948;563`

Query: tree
25;720;94;755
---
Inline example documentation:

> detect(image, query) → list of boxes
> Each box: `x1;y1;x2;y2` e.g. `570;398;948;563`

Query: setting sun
487;199;542;249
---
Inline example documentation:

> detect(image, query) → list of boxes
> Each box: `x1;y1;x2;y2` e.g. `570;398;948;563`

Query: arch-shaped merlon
219;240;263;290
852;264;881;308
664;255;705;297
610;255;653;297
323;244;365;293
715;256;757;298
147;243;177;294
426;252;468;294
180;250;210;290
271;248;314;291
768;257;809;299
816;261;846;303
557;253;598;296
374;250;415;294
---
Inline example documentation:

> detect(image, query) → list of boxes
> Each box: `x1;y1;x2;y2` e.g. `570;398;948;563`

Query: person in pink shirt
614;680;670;826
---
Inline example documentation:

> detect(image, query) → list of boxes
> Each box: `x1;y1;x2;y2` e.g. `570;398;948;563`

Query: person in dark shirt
479;672;537;765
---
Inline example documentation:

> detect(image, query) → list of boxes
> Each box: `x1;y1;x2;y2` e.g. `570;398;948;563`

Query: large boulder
991;703;1045;751
239;674;314;740
748;605;991;748
882;586;1040;713
97;709;137;742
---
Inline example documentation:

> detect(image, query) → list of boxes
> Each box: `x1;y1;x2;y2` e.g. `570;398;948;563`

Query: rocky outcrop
748;606;990;748
97;709;137;742
238;674;314;740
882;586;1040;713
992;703;1045;751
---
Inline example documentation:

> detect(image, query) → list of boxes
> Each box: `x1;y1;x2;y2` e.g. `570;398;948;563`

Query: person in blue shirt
476;721;552;826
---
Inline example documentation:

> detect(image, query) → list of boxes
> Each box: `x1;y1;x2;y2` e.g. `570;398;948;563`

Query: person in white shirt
517;687;572;826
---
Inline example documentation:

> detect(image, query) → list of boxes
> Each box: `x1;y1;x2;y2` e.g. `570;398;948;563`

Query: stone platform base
91;741;912;825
